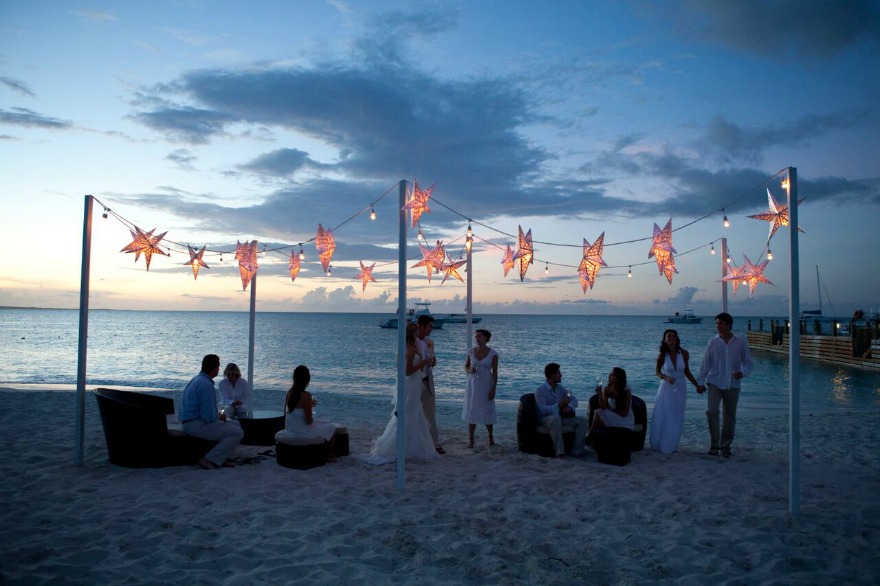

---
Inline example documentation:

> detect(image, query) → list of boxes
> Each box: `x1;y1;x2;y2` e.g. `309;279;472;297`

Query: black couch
516;393;577;457
94;387;217;468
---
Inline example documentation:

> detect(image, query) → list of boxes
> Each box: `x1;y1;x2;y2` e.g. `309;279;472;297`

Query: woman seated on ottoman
589;366;635;436
277;365;338;460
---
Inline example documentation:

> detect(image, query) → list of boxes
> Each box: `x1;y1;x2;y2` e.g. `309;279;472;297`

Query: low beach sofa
587;394;648;465
516;393;577;457
94;387;217;468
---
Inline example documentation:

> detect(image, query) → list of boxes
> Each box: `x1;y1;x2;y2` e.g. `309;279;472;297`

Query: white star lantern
402;180;434;229
748;189;805;242
184;245;209;280
356;261;377;291
120;226;169;271
412;240;446;282
513;225;534;282
288;250;301;282
315;224;336;273
501;244;516;278
235;240;259;291
648;219;678;284
578;233;607;292
723;254;772;297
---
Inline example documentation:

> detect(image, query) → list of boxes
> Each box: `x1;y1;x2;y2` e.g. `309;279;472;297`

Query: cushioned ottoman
332;425;349;457
592;427;633;466
275;435;328;470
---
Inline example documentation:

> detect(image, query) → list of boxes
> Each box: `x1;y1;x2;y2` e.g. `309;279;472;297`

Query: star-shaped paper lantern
184;245;209;280
235;240;259;291
315;224;336;273
722;264;746;294
411;240;446;282
440;258;466;284
724;254;772;298
748;189;805;242
577;232;608;292
288;250;301;282
501;244;516;278
402;180;434;229
512;225;534;282
356;261;377;291
120;226;169;271
648;220;678;284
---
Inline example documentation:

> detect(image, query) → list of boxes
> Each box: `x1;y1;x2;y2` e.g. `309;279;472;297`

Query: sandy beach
1;386;878;585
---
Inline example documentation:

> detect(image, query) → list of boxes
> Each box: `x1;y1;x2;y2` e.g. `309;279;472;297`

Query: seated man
180;354;244;469
534;363;588;458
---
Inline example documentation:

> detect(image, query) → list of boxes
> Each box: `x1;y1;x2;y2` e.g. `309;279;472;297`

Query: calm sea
2;309;878;417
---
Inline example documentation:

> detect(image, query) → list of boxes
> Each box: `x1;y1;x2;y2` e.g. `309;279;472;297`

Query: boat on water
379;302;446;329
438;313;482;324
666;309;703;324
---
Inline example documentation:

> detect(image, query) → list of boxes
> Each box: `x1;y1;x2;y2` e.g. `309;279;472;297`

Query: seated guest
180;354;244;469
277;365;338;460
218;362;249;418
534;363;588;458
590;367;635;435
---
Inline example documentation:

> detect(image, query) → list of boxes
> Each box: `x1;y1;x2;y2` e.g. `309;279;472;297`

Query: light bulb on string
545;262;549;275
102;207;109;219
767;249;773;260
417;226;424;241
726;251;732;264
722;209;730;228
467;223;473;239
299;246;305;261
370;206;376;220
710;244;716;255
326;265;332;277
627;266;632;278
220;253;223;263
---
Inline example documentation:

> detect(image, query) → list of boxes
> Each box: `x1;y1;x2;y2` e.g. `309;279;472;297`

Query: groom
416;315;444;454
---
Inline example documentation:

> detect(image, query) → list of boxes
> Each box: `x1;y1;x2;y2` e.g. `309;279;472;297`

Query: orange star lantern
288;250;301;282
235;240;259;290
440;257;466;284
748;189;805;242
315;224;336;273
356;261;377;291
120;226;169;271
184;245;209;280
411;240;446;282
724;254;772;298
513;226;534;281
577;232;607;292
722;264;746;294
501;244;515;278
402;180;434;229
648;220;678;284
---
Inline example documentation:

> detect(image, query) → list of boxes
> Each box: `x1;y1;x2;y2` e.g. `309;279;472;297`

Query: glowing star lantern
314;224;336;273
402;180;434;229
440;258;466;284
512;225;534;281
356;261;377;291
501;244;516;278
722;264;746;294
577;232;608;292
411;240;446;282
184;245;210;280
235;240;259;290
288;250;301;282
648;219;678;284
725;254;772;298
747;189;806;243
120;226;170;271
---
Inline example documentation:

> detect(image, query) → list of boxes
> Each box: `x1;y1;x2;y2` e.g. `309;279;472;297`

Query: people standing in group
462;329;498;449
366;323;439;464
649;330;699;454
277;365;338;460
179;354;244;470
534;363;588;459
696;312;753;458
218;362;249;418
590;367;635;433
416;315;444;455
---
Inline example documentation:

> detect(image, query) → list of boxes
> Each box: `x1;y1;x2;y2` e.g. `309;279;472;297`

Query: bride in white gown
649;329;699;454
366;323;439;465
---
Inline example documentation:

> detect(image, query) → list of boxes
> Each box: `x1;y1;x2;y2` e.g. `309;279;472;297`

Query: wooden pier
747;319;880;371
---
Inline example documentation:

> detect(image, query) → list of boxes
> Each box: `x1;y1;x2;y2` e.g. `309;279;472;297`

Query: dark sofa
94;387;217;468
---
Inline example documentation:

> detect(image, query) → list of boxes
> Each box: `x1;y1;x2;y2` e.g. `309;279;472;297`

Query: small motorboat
666;310;703;324
379;303;446;329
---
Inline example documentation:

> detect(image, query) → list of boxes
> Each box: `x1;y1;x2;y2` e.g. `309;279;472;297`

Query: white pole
787;167;801;515
721;237;728;313
75;195;94;466
247;271;256;405
396;180;407;491
466;232;473;350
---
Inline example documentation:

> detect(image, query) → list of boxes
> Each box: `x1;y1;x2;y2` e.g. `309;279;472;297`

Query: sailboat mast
816;265;821;315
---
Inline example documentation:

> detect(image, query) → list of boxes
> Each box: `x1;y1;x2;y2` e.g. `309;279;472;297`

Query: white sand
1;386;878;585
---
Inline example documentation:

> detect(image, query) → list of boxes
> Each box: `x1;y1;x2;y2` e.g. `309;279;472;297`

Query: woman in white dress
462;329;498;448
590;367;635;434
367;323;439;464
277;365;338;460
649;329;699;454
218;363;249;417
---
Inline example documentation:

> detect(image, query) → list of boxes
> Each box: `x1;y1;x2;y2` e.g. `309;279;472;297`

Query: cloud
239;148;328;176
0;107;72;129
0;77;35;97
132;106;237;143
165;149;198;170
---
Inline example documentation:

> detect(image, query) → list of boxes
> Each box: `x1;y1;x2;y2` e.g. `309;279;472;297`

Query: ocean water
2;308;878;418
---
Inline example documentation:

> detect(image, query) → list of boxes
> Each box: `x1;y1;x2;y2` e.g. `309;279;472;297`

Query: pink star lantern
748;189;805;242
512;225;534;282
722;264;746;294
648;219;678;284
501;244;516;278
411;240;446;282
120;226;169;271
726;254;772;298
577;232;608;292
288;250;301;282
315;224;336;273
235;240;259;290
402;180;434;229
356;261;377;291
184;245;210;280
440;258;466;284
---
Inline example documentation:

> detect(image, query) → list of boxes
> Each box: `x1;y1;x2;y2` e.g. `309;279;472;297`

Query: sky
2;0;879;317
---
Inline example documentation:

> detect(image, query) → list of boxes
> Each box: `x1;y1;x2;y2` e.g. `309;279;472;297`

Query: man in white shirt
534;363;587;458
697;312;753;458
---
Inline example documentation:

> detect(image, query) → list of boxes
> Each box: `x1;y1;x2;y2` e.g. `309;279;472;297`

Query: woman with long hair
649;329;699;454
590;366;635;434
462;329;498;448
278;365;337;460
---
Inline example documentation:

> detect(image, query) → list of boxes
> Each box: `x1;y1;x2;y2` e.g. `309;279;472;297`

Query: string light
722;209;730;228
299;246;305;261
545;262;549;275
467;223;473;239
710;244;716;255
220;254;223;263
767;248;773;260
102;207;109;219
326;265;332;277
627;266;632;278
726;251;732;264
417;226;424;240
370;206;376;220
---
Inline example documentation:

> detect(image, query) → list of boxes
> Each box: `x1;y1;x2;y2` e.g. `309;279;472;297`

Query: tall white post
466;232;473;349
75;195;94;466
721;237;729;313
248;271;256;404
396;180;408;491
787;167;801;515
